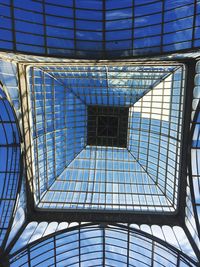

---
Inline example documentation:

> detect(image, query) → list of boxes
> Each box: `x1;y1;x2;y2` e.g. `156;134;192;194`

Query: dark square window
97;116;119;137
87;105;129;147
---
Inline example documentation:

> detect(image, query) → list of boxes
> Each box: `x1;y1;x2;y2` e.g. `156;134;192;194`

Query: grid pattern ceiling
0;0;199;263
9;224;197;267
0;86;21;246
0;55;199;266
0;0;199;58
28;64;185;212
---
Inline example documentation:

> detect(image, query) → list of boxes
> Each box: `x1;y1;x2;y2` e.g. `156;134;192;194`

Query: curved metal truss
9;223;197;267
190;100;200;237
0;83;22;251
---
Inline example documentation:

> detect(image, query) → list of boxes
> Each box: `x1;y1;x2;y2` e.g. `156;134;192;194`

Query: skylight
0;0;199;265
87;105;129;147
27;63;185;213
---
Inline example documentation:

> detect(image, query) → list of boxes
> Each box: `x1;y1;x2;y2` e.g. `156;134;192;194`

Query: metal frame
0;83;24;264
8;223;198;267
0;55;199;265
30;62;183;214
14;58;193;225
0;1;199;59
189;99;200;236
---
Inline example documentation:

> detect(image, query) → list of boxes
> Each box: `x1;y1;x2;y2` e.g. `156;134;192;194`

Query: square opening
97;116;119;138
87;105;129;147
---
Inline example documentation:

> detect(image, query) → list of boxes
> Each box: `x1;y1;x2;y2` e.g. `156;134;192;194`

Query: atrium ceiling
0;0;199;266
28;64;185;213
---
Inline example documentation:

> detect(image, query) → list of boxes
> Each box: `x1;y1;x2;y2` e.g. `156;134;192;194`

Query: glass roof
0;60;20;113
0;85;21;247
27;64;185;212
0;0;199;264
0;0;199;58
9;224;197;267
0;55;199;266
187;60;200;252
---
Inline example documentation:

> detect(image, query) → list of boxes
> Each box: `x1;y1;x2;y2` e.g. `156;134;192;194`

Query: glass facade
0;1;199;266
